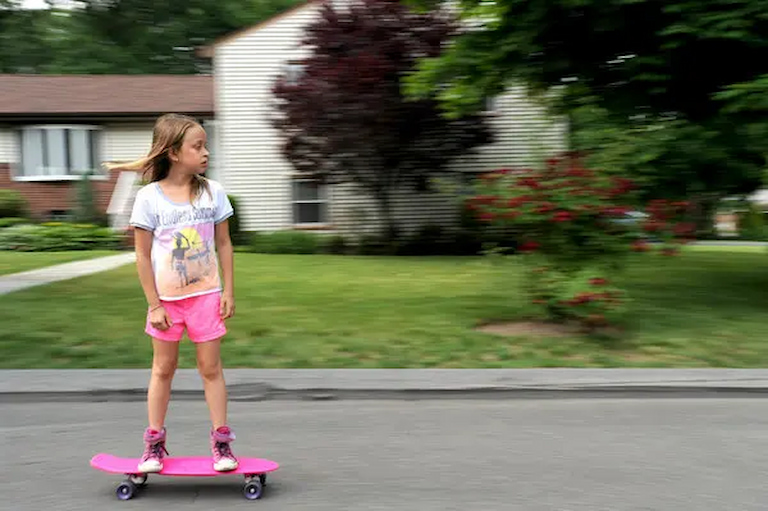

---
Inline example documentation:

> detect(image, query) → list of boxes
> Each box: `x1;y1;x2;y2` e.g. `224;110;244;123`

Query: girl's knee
152;359;178;381
197;357;222;381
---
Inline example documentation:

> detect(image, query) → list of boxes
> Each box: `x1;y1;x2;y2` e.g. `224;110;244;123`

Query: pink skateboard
90;453;279;501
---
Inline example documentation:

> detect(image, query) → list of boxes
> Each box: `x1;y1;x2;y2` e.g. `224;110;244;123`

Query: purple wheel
243;480;263;500
116;481;136;500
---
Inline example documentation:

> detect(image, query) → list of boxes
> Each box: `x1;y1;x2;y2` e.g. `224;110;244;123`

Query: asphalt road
3;398;768;510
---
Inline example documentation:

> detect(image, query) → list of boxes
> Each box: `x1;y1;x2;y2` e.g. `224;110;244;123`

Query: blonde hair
108;113;210;203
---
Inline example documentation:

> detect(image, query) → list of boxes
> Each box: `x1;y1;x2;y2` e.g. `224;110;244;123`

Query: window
292;179;329;225
283;61;305;85
18;125;101;179
202;120;218;181
484;95;499;113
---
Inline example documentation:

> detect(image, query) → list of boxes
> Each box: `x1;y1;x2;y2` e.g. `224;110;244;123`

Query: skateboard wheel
116;481;137;501
129;474;147;486
245;474;266;485
243;480;263;500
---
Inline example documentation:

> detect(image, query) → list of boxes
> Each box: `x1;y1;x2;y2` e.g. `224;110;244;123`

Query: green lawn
0;250;119;276
1;249;766;368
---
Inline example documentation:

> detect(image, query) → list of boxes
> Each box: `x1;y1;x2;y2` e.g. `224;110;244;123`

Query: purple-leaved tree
272;0;491;240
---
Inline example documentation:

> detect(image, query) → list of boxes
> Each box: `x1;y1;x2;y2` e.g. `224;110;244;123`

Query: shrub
321;234;349;255
0;189;28;218
0;223;123;251
72;172;104;225
468;152;693;330
398;224;446;256
227;195;247;246
0;217;29;229
737;203;766;241
249;231;322;254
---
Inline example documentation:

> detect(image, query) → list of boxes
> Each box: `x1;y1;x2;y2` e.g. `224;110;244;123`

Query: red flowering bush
525;265;629;330
467;152;693;330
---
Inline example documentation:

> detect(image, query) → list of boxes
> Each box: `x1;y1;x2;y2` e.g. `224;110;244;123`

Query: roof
0;74;214;116
197;0;318;58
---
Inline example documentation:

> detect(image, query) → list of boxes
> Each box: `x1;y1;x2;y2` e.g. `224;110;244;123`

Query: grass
0;250;119;276
0;248;767;369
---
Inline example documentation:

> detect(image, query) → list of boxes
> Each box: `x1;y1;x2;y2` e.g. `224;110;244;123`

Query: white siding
216;2;324;232
100;123;154;162
0;128;17;163
215;0;568;234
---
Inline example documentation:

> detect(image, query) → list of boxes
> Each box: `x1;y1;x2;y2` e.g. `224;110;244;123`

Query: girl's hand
220;293;235;319
150;306;173;331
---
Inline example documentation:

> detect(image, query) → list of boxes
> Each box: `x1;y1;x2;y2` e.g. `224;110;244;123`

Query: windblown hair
108;113;210;203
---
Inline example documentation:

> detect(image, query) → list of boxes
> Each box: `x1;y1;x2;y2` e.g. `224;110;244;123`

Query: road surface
3;398;768;510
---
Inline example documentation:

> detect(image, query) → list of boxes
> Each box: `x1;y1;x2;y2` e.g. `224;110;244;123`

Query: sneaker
137;427;168;473
211;426;238;472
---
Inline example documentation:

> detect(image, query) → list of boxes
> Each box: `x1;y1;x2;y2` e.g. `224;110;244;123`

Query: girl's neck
163;169;194;187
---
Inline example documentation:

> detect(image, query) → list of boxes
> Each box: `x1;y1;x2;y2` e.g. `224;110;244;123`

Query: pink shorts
145;292;227;343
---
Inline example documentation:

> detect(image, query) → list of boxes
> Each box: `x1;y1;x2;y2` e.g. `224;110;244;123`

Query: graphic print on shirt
156;221;218;298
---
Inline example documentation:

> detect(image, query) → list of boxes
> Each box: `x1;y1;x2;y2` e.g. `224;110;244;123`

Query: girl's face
172;125;209;175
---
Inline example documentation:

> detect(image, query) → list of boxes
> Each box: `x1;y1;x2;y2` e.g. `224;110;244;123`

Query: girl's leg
139;338;179;473
148;338;180;430
196;337;238;471
195;337;227;428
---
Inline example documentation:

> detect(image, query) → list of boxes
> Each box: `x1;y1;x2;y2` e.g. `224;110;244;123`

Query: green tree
405;0;768;231
0;0;304;74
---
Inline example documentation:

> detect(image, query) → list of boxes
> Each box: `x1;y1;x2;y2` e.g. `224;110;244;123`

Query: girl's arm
135;228;161;307
215;219;235;319
135;228;172;330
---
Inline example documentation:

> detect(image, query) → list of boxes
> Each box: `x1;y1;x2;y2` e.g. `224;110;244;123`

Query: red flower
608;177;635;197
602;206;629;217
673;222;695;237
643;220;663;233
518;241;540;252
536;202;556;214
480;212;496;222
632;239;650;252
566;168;588;178
590;278;608;286
552;211;574;222
519;177;540;189
474;195;499;205
661;246;679;256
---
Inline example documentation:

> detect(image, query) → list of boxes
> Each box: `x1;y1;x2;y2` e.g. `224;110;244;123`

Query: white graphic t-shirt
129;179;234;301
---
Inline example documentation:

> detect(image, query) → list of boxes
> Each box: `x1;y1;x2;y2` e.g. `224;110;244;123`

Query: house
198;0;569;236
0;74;215;223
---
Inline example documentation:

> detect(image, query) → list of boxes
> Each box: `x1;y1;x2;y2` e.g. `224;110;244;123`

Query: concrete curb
4;369;768;402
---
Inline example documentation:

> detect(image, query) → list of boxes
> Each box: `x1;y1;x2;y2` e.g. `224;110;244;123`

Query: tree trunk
693;193;720;239
375;189;399;244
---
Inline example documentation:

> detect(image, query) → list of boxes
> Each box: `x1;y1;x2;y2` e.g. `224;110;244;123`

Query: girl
122;113;238;473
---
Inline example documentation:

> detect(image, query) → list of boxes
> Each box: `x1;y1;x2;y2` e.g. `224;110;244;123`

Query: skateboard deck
91;453;279;501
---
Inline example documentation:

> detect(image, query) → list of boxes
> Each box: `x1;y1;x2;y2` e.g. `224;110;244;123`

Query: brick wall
0;163;121;220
